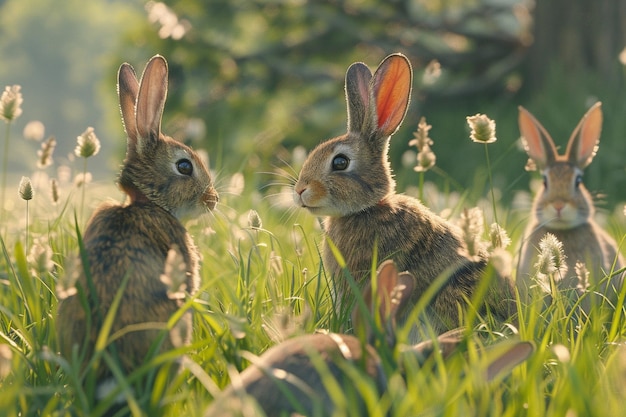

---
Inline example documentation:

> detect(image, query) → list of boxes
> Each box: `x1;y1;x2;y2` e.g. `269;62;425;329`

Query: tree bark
526;0;626;89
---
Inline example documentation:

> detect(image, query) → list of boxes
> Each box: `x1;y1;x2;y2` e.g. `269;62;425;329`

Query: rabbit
204;260;533;417
293;53;515;336
56;55;219;402
516;102;625;306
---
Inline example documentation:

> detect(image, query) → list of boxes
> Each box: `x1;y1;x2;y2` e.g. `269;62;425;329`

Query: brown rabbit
56;55;219;401
204;260;533;417
293;53;515;335
516;102;624;306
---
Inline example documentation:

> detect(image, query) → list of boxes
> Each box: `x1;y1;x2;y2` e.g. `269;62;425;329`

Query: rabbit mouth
203;188;219;211
303;205;325;215
540;203;583;229
294;193;325;215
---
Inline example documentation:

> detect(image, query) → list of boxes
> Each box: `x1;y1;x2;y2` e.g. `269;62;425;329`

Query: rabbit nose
553;200;565;214
293;184;308;206
203;188;219;210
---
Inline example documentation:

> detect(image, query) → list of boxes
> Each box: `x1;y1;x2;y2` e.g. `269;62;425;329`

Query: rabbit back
204;333;383;417
57;201;198;378
56;56;217;400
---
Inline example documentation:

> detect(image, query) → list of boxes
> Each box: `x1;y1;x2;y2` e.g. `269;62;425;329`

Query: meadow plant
0;344;11;380
0;85;23;221
467;113;499;225
489;222;511;250
458;206;485;259
408;116;436;201
36;137;56;169
575;261;590;292
2;75;626;416
18;176;33;249
23;120;45;141
534;232;568;295
50;178;59;206
74;126;100;222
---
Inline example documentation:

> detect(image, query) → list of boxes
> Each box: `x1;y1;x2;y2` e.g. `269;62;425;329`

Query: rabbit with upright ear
516;102;624;305
293;53;515;336
204;260;533;417
57;55;219;401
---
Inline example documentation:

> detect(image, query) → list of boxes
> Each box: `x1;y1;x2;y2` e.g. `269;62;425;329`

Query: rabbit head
294;53;412;217
117;55;218;220
518;102;602;230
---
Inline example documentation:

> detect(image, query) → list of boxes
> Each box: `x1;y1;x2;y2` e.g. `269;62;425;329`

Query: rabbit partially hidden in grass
516;102;624;305
57;55;218;401
205;260;533;417
293;53;515;335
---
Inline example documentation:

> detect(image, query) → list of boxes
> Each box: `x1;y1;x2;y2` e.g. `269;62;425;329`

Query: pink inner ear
375;57;411;135
577;105;602;166
518;107;552;167
374;260;399;319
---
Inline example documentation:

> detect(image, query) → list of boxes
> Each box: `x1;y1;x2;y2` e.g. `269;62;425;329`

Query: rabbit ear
117;63;139;145
565;102;602;169
485;341;534;381
408;327;466;361
371;54;412;138
345;62;373;133
135;55;169;148
518;106;558;170
374;260;415;324
354;260;415;345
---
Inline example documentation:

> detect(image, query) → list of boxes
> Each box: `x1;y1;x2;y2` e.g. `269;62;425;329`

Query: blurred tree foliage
111;0;538;200
111;0;626;208
0;0;142;173
2;0;624;208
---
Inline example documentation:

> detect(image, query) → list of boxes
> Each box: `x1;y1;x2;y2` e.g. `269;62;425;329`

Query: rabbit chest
520;221;623;287
323;194;481;296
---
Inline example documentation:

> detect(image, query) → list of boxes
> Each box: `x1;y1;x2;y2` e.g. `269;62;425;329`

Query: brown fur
205;261;532;417
203;260;413;417
516;103;624;307
294;54;514;336
58;202;198;375
325;194;490;331
57;55;218;396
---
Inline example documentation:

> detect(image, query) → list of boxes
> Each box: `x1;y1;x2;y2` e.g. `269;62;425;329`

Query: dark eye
176;158;193;176
575;174;583;188
332;154;349;171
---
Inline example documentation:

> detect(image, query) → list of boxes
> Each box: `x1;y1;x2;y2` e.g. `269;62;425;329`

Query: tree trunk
526;0;626;89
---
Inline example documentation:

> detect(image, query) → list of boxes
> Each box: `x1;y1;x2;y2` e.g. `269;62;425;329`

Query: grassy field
1;119;626;417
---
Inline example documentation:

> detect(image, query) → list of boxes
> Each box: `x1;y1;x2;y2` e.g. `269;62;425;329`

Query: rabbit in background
56;55;219;402
204;260;533;417
293;53;515;337
516;102;624;307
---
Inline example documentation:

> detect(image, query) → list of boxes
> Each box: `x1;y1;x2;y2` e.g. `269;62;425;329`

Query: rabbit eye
176;158;193;176
575;174;583;188
332;154;350;171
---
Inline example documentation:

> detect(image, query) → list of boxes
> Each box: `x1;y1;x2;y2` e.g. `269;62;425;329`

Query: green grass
1;149;626;416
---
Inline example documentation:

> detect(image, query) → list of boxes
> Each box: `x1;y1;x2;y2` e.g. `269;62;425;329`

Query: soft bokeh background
1;0;625;207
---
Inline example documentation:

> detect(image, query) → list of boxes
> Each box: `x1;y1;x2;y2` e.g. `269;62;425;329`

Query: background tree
2;0;625;207
110;0;536;203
